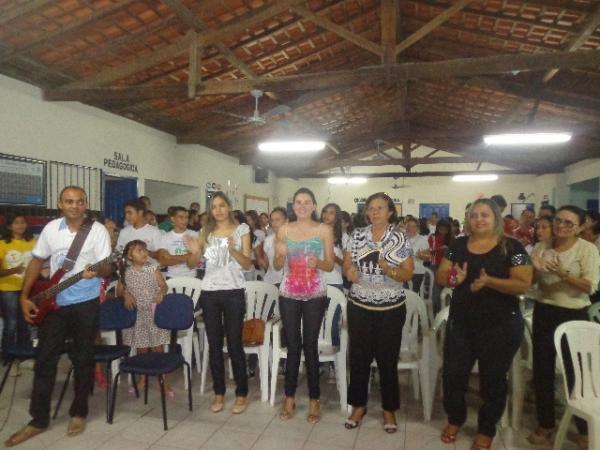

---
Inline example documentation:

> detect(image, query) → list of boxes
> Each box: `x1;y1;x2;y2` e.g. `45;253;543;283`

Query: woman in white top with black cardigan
188;192;253;415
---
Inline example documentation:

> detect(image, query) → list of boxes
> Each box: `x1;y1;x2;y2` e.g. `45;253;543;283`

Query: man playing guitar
6;186;113;447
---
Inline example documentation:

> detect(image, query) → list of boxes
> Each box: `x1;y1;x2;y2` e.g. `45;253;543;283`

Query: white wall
0;74;275;212
275;174;555;218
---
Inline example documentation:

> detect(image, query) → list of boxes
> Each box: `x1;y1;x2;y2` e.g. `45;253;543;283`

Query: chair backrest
100;296;137;331
554;320;600;403
166;277;202;310
419;267;435;302
588;302;600;324
320;286;347;344
245;281;279;321
440;287;453;309
155;293;194;331
401;290;429;355
431;306;449;333
106;280;118;298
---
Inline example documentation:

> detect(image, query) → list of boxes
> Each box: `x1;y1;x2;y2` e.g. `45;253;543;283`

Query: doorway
104;175;138;226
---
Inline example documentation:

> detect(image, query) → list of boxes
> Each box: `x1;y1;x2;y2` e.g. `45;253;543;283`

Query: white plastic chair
166;277;202;390
553;321;600;450
369;290;433;420
439;287;453;310
270;286;348;411
588;302;600;324
419;267;435;323
511;312;533;429
200;281;278;402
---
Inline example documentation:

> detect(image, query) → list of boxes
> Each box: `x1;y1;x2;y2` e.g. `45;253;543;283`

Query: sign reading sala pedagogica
104;152;138;173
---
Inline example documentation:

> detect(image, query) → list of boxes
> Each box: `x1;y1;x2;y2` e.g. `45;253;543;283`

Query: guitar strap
61;217;94;273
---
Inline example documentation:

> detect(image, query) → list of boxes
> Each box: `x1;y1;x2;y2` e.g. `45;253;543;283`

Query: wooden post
188;31;202;99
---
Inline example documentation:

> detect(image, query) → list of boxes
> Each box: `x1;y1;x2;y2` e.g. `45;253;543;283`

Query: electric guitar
29;251;121;326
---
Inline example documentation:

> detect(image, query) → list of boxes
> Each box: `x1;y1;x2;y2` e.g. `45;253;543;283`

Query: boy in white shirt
157;207;201;278
116;199;162;260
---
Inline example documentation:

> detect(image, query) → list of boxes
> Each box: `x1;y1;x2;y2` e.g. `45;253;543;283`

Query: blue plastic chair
0;343;37;397
53;296;136;422
109;293;194;430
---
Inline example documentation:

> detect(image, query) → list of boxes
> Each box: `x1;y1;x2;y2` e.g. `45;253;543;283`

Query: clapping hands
470;268;489;292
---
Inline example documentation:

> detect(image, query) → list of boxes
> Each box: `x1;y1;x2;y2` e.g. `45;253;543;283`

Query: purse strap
61;217;94;272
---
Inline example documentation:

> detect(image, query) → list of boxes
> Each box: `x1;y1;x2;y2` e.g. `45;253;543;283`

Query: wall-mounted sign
205;181;222;208
104;152;138;173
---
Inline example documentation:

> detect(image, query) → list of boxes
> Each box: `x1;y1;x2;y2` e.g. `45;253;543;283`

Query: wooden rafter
44;49;600;101
63;0;302;88
542;2;600;83
394;0;475;56
0;0;53;26
380;0;398;64
0;0;134;62
290;5;383;57
295;170;541;178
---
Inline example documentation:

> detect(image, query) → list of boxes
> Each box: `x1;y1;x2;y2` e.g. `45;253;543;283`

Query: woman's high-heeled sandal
307;400;321;424
344;407;367;429
440;425;460;444
279;400;296;421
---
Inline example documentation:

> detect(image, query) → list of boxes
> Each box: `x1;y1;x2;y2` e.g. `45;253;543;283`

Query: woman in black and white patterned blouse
343;192;414;433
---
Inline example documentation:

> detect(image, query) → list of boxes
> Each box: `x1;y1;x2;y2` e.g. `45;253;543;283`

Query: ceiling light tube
258;140;326;153
483;132;571;146
452;174;498;182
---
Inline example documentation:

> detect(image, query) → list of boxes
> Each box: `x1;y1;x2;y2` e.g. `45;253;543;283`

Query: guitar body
29;269;65;326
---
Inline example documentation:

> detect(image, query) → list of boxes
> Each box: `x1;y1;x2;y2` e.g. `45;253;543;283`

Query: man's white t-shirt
32;218;111;306
160;229;199;278
116;224;162;254
408;234;429;275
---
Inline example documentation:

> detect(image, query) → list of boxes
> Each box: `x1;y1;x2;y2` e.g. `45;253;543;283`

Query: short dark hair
270;207;288;219
491;194;507;209
556;205;586;226
169;206;187;217
430;212;438;217
539;204;556;216
124;198;146;213
59;185;87;201
364;192;398;225
587;210;600;234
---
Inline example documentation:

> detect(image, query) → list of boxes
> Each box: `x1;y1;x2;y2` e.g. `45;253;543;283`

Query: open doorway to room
104;174;138;226
143;179;201;218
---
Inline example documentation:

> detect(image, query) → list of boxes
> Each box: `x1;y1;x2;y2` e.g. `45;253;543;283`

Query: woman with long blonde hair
436;198;533;450
188;192;253;414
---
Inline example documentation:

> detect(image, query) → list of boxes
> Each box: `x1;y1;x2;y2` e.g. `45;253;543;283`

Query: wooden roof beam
381;0;398;64
45;49;600;102
542;2;600;83
394;0;474;56
287;170;542;178
0;0;53;26
63;0;303;88
290;5;383;57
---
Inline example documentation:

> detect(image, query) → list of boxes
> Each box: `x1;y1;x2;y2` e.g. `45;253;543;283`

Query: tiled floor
0;360;583;449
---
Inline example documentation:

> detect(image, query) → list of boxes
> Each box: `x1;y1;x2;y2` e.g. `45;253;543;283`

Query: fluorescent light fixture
258;140;326;153
452;174;498;182
327;176;368;185
483;132;571;146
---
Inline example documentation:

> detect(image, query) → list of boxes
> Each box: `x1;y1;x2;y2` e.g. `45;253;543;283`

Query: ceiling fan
391;177;411;189
214;90;291;127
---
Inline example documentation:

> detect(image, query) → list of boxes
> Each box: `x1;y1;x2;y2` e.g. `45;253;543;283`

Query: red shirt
428;234;448;266
512;226;534;247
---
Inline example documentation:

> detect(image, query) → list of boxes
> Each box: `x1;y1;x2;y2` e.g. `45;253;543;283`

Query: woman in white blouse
528;205;600;449
190;192;254;415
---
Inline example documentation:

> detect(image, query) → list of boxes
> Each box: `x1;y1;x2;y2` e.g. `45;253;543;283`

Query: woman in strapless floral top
274;187;334;424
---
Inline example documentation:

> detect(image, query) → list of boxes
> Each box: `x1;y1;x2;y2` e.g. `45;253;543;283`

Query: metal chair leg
105;362;112;423
109;371;121;424
144;375;149;405
158;375;168;431
131;373;139;398
0;360;14;397
53;365;73;419
185;362;193;411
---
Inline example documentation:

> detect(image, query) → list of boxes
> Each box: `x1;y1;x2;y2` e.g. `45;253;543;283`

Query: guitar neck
44;257;111;299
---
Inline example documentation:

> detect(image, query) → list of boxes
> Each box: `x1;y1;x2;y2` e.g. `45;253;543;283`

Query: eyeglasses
553;217;578;229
